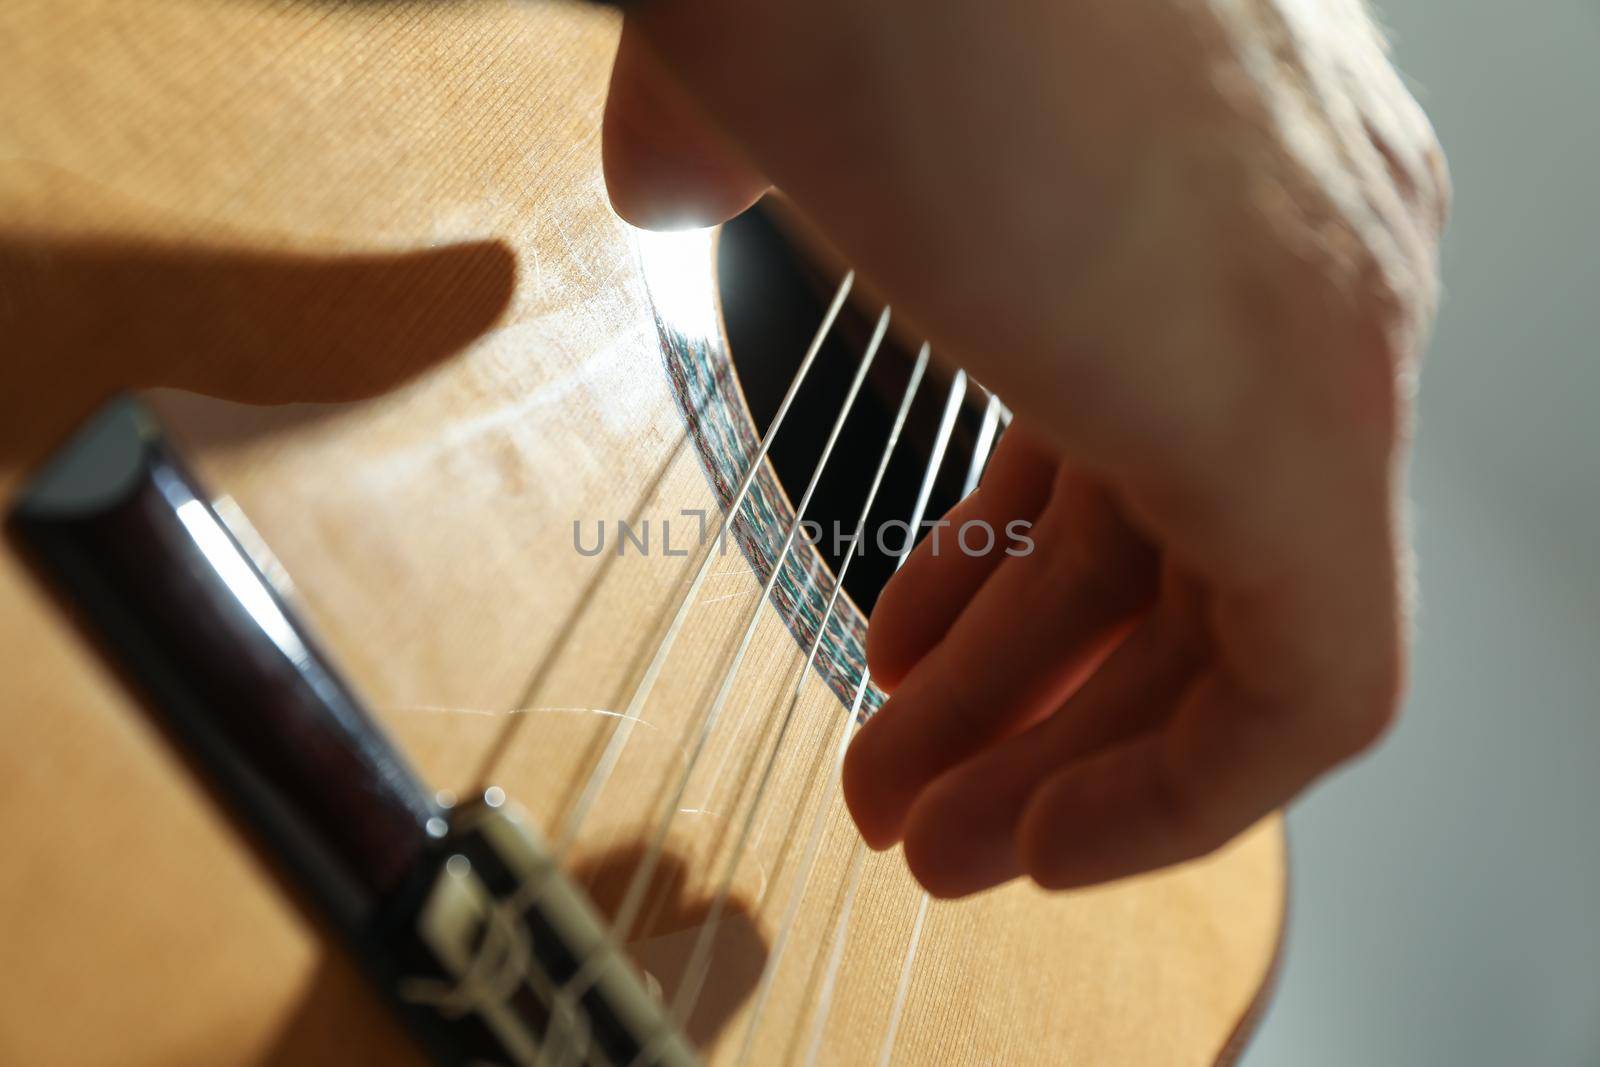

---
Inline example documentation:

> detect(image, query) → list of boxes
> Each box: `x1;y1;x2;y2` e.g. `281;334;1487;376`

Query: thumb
602;23;769;231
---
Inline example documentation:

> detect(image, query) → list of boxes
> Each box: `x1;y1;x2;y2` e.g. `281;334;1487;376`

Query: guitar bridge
8;395;698;1067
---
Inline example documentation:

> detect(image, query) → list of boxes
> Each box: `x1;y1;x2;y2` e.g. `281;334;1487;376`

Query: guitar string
551;271;854;858
796;369;970;1067
548;274;1000;1060
739;379;985;883
725;368;969;1067
737;370;968;1067
800;843;867;1067
840;378;1004;1067
605;307;889;945
731;628;873;1067
874;885;931;1067
641;345;933;1058
549;308;891;1032
962;388;1003;498
875;386;994;1066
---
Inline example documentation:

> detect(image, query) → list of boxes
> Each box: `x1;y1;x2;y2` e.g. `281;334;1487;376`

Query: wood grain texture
0;3;1285;1064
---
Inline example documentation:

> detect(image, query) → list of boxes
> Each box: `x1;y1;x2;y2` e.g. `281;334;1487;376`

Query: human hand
603;0;1449;894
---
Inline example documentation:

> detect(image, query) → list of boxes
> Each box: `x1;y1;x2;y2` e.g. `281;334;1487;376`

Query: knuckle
1334;667;1405;760
1419;138;1453;233
1363;107;1453;238
1387;94;1453;236
1349;701;1399;757
1307;648;1406;762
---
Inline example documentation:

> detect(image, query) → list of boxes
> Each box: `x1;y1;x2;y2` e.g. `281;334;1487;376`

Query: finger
1009;432;1409;888
1017;662;1384;890
842;475;1157;849
900;601;1206;898
866;423;1059;690
602;22;769;230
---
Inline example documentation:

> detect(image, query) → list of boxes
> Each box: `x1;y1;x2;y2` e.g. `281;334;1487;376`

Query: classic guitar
0;3;1285;1064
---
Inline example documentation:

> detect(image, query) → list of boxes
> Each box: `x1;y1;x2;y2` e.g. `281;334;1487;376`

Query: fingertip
901;829;970;900
1016;775;1083;891
863;538;970;692
1014;746;1216;892
863;607;913;694
1016;763;1148;892
899;790;951;894
901;794;1006;900
863;437;1063;690
840;721;906;851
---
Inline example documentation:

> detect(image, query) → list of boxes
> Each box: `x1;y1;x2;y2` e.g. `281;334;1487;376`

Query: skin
603;0;1450;897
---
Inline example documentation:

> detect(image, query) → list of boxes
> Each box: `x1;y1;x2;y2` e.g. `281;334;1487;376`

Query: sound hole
716;203;989;613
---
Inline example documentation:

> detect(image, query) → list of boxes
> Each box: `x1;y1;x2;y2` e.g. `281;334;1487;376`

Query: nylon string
552;272;855;858
552;308;893;1034
797;368;971;1067
875;379;999;1067
723;368;969;1066
639;345;934;1062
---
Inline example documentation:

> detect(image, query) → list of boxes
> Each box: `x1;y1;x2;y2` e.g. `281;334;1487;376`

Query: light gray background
1243;1;1600;1064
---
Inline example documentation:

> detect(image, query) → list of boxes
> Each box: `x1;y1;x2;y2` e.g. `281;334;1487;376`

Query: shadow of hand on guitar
576;843;768;1049
255;843;767;1066
0;235;516;461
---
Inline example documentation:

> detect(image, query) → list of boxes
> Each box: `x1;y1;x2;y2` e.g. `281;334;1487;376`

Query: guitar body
0;3;1285;1065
